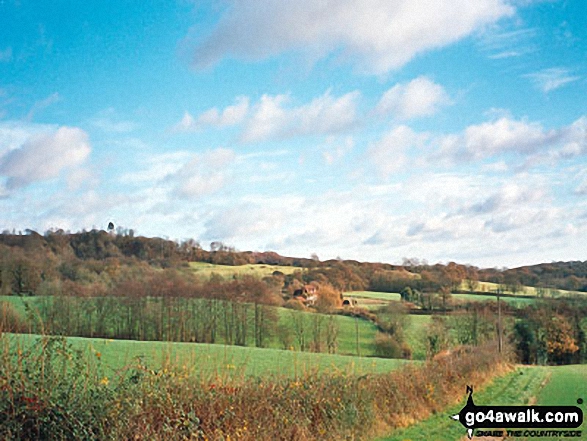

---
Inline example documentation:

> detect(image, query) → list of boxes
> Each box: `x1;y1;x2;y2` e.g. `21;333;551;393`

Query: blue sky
0;0;586;268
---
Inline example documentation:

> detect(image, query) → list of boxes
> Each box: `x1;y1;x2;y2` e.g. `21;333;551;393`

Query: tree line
2;229;586;298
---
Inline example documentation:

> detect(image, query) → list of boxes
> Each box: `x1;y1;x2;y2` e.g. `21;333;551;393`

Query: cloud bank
0;125;91;189
188;0;514;74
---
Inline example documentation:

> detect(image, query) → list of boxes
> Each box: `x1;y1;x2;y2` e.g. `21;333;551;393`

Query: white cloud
0;126;91;189
488;50;524;59
276;200;368;249
199;96;249;127
0;121;52;156
484;207;552;233
573;167;587;196
322;136;354;165
576;181;587;195
462;183;546;215
26;92;60;121
482;160;510;172
555;20;577;46
45;189;128;223
16;157;584;268
175;96;249;132
241;89;360;142
358;171;580;266
375;76;451;120
66;167;98;191
434;116;587;162
119;151;192;185
478;27;537;59
204;201;290;240
167;148;236;198
188;0;514;75
367;125;428;176
523;67;581;93
556;116;587;153
463;117;556;158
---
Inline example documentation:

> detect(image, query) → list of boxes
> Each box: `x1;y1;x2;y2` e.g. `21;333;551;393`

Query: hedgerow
0;334;509;440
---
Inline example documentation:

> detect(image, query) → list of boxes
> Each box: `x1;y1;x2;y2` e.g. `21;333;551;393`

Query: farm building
293;284;319;305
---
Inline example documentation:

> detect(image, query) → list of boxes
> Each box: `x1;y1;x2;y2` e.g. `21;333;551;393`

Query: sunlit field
189;262;301;278
1;333;412;380
378;364;587;441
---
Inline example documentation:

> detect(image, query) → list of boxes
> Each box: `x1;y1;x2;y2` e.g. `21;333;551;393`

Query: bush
0;334;508;440
314;283;342;312
0;301;27;334
374;333;411;359
0;336;113;440
337;307;377;322
283;298;306;311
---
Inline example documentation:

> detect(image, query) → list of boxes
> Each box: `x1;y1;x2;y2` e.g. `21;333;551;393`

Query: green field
276;307;380;355
403;314;432;360
347;286;587;308
465;280;537;296
0;295;380;356
343;291;402;311
463;280;586;299
452;292;536;306
189;262;301;278
378;364;587;441
2;333;412;380
536;364;587;406
345;291;402;302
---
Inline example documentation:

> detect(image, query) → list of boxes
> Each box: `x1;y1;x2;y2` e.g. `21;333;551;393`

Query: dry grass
0;328;509;440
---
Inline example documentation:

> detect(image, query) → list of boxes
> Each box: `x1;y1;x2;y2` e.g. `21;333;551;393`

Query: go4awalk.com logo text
451;386;583;439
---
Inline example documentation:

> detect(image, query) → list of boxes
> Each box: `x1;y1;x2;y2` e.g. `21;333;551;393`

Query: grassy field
0;295;381;356
1;333;412;380
276;307;379;356
403;314;432;360
378;364;587;441
463;280;586;299
344;291;402;302
452;292;536;306
350;284;587;307
189;262;301;278
345;289;543;308
0;294;38;317
0;334;502;440
464;280;536;296
536;364;587;406
343;291;402;310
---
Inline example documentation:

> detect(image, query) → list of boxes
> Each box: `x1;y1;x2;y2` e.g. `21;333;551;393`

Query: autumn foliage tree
314;282;342;312
513;302;582;365
544;314;579;364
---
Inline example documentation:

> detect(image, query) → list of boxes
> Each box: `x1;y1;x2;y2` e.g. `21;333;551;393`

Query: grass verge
0;333;507;440
379;364;587;441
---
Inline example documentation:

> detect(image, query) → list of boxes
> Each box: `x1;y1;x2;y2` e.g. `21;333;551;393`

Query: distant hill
0;228;584;294
479;261;587;292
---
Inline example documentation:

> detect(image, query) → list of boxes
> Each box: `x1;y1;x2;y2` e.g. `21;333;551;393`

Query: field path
376;366;548;441
377;364;587;441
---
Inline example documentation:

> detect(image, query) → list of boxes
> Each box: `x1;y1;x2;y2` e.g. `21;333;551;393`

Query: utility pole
497;291;503;353
355;314;360;357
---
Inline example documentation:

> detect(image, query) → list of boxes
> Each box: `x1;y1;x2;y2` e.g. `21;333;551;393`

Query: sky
0;0;586;269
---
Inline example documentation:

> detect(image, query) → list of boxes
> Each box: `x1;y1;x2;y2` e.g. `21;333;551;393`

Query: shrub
374;333;411;359
0;301;27;334
0;333;509;440
283;298;306;311
0;336;113;440
314;283;342;312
